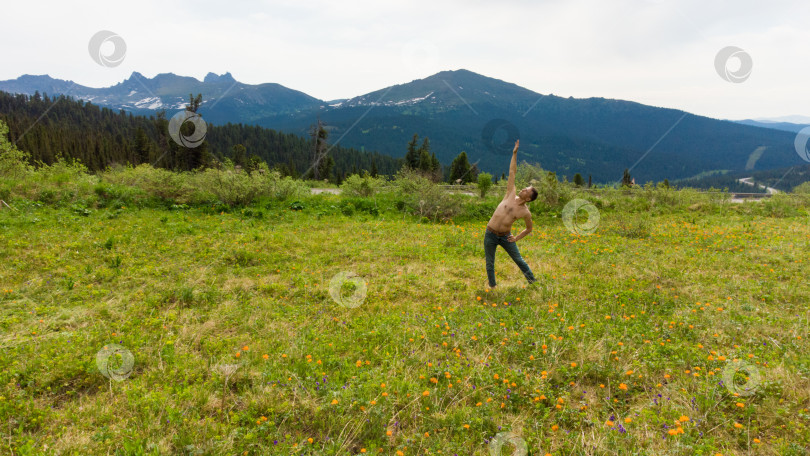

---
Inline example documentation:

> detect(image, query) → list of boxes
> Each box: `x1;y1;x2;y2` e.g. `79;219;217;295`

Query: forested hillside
0;91;403;179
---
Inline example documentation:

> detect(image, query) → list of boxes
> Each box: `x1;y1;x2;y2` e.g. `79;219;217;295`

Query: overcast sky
2;0;808;121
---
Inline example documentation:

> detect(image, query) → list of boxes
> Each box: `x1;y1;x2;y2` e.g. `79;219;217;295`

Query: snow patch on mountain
169;98;188;110
134;97;163;109
343;91;438;108
394;91;434;105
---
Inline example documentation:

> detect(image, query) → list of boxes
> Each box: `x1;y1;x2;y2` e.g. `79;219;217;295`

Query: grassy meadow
1;160;810;455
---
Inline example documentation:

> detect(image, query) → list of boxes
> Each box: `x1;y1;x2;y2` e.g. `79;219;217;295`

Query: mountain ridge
732;119;810;133
0;69;805;183
0;71;322;123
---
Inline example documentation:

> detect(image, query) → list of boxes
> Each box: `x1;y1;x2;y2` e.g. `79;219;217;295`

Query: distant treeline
674;163;810;193
674;173;767;193
739;164;810;192
0;91;403;180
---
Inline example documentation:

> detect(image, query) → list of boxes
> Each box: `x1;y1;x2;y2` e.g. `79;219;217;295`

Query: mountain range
731;119;810;134
0;70;806;183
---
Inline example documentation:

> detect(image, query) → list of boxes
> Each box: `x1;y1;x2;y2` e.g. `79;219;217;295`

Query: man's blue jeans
484;229;536;288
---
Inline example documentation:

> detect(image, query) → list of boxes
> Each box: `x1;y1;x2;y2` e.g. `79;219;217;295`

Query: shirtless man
484;140;538;289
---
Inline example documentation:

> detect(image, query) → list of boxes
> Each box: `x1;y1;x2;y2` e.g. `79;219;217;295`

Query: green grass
1;195;810;455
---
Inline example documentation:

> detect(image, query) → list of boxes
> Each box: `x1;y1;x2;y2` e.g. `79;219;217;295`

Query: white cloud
0;0;807;119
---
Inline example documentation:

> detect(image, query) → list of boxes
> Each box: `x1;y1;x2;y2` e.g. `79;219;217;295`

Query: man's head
518;186;538;203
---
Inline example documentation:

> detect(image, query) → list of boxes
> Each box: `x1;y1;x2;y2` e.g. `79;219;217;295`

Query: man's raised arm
506;140;519;198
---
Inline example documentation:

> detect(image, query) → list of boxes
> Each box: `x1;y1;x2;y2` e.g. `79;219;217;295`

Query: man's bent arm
514;214;533;241
506;140;518;198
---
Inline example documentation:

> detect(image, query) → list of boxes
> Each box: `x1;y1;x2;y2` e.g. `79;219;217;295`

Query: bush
35;154;96;187
341;202;355;216
21;155;100;206
705;186;729;206
477;173;492;198
187;165;266;206
101;163;189;202
393;168;462;221
93;181;144;208
0;121;33;181
792;182;810;194
457;200;494;221
101;162;310;207
514;161;546;190
504;162;574;209
392;168;432;195
649;184;679;208
537;171;561;207
535;171;574;209
761;192;801;218
340;173;386;197
269;174;310;201
341;197;380;216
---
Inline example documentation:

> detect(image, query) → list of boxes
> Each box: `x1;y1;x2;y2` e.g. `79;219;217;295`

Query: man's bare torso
487;196;530;233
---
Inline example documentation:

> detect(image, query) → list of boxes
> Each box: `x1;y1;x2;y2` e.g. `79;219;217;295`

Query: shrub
393;168;462;221
649;184;679;207
534;171;573;209
21;155;100;206
101;163;189;202
457;200;494;221
792;182;810;194
477;173;492;198
340;173;386;197
183;164;309;206
93;182;144;208
761;192;801;218
341;197;380;216
341;202;355;216
393;168;433;195
35;155;95;186
268;173;310;201
0;121;33;181
705;186;729;206
514;161;546;190
187;165;265;206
